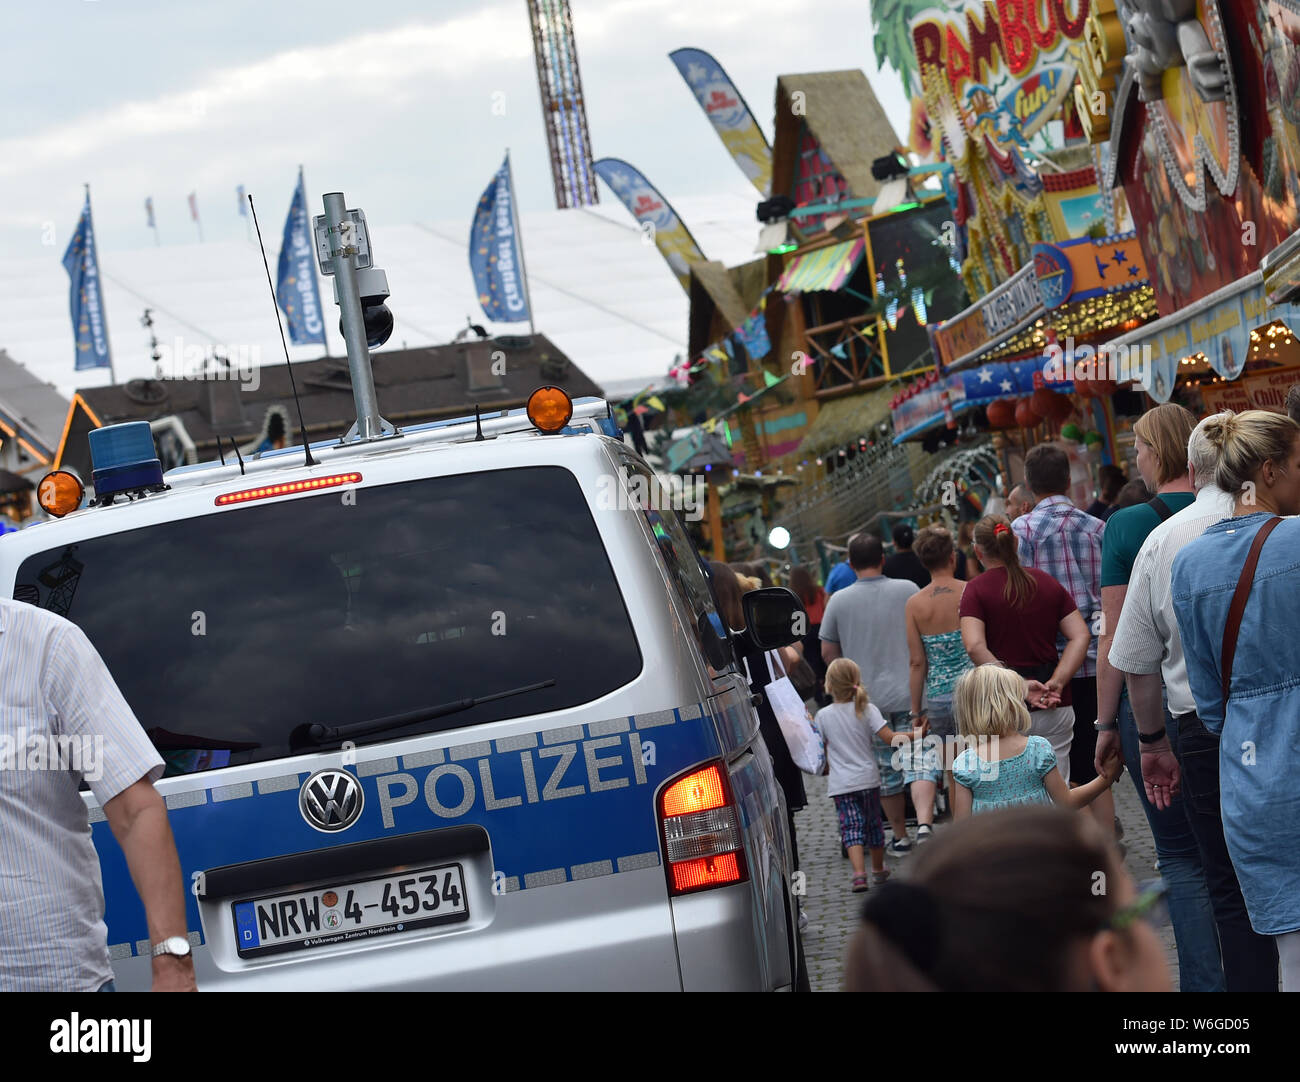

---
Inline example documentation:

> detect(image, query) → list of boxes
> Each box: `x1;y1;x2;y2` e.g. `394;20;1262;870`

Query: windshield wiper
298;679;557;747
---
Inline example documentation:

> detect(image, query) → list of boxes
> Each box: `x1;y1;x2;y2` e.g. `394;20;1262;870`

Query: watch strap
152;936;191;957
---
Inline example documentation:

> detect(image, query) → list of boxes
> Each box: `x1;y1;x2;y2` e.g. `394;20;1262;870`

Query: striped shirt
0;598;163;991
1012;495;1105;678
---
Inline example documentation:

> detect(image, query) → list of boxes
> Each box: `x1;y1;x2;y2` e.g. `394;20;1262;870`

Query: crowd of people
712;388;1300;992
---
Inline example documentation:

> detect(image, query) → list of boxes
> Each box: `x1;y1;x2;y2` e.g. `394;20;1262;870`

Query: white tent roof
0;187;762;404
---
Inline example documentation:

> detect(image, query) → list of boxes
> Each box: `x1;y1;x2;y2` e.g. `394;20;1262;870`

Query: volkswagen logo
299;769;364;833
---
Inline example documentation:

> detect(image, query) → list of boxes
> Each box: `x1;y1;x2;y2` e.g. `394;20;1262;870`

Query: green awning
776;238;865;293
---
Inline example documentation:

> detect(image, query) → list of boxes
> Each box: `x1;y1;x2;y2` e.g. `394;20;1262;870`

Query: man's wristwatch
151;935;192;959
1138;726;1168;745
1093;718;1118;732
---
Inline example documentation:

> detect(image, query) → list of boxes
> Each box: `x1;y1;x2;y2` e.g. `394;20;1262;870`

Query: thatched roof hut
772;71;903;202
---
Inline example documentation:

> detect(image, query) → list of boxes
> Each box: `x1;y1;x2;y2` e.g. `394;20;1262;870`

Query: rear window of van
14;467;643;775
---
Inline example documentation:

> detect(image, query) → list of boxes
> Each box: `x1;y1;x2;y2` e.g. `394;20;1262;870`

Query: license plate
232;863;469;958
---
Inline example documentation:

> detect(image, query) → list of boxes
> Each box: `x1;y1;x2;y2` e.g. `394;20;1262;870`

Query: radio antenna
248;192;317;467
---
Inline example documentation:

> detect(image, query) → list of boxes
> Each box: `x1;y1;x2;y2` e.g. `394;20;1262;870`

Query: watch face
165;936;191;955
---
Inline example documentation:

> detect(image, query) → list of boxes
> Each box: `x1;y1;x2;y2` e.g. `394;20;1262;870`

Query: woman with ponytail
958;514;1090;780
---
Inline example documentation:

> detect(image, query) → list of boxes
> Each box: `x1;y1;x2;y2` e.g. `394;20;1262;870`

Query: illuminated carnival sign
911;0;1093;101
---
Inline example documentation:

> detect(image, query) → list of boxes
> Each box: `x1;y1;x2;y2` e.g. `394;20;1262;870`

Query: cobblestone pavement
794;764;1179;992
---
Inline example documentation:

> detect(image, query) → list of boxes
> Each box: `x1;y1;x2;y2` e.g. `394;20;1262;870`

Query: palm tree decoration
871;0;939;95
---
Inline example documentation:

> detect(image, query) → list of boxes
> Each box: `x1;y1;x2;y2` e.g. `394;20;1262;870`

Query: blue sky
0;0;908;255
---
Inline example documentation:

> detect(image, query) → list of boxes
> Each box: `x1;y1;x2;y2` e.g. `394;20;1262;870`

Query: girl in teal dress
951;665;1122;818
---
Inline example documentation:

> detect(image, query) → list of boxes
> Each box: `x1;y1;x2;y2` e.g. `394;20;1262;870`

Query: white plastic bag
751;650;825;775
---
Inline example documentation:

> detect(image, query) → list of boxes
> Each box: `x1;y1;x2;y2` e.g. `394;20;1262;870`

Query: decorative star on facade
1095;256;1109;279
978;368;993;383
999;378;1013;392
1112;249;1127;264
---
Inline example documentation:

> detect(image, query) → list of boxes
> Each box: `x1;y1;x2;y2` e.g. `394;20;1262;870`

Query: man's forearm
115;798;190;944
1126;671;1167;738
1095;641;1124;727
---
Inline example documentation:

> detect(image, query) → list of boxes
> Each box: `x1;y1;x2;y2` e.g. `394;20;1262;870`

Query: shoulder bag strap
1221;516;1283;708
1147;496;1173;522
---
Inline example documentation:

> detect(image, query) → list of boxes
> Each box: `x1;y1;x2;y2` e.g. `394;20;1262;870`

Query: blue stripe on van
94;706;721;955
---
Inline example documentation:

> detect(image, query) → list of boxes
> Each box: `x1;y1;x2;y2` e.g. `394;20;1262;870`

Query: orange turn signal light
37;471;84;517
527;386;572;434
660;763;727;818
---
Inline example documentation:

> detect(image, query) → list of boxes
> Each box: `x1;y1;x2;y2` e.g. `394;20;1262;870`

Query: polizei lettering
374;732;651;829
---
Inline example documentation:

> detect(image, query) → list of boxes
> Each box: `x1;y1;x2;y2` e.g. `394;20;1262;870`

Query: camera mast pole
319;191;394;444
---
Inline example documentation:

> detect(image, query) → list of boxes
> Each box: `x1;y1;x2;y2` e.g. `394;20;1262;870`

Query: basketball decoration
1031;387;1071;421
1014;397;1041;428
986;399;1015;428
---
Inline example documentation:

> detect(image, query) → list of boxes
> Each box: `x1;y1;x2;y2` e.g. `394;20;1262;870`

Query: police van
0;193;807;992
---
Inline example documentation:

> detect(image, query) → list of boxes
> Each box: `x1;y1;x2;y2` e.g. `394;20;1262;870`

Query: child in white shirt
814;658;927;892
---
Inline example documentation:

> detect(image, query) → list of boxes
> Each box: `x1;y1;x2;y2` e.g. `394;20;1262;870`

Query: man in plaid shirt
1013;443;1111;831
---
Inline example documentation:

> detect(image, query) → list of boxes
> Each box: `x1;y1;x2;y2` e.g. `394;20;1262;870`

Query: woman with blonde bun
1170;409;1300;991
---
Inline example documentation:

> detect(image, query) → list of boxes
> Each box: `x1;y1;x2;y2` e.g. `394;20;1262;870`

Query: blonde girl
814;658;926;892
950;664;1121;819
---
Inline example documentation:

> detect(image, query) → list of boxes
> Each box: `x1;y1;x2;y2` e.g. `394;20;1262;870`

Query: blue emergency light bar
88;422;164;499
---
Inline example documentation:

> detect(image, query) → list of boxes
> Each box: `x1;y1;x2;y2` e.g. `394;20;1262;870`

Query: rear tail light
658;761;748;896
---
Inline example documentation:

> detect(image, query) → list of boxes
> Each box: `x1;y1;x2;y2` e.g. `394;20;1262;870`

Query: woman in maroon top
958;515;1091;782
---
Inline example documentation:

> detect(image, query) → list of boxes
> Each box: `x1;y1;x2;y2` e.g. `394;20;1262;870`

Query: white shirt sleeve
819;594;840;643
866;704;889;734
44;622;165;806
1108;548;1164;675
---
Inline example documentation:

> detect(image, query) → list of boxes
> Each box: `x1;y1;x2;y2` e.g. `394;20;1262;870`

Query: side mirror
742;587;806;650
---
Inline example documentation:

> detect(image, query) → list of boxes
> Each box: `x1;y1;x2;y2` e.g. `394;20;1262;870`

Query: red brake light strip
215;472;362;506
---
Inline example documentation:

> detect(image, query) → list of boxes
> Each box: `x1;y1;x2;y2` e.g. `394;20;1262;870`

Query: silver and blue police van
0;192;807;991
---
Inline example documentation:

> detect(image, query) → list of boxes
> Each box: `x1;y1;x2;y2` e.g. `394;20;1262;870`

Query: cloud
0;0;908;258
0;10;533;177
